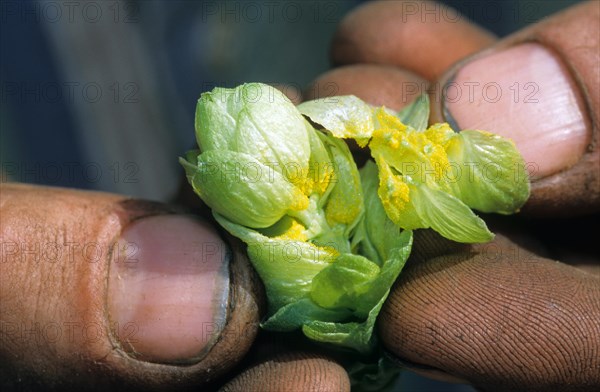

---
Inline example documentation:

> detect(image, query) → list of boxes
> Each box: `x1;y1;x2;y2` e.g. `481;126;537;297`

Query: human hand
0;183;351;391
2;2;598;391
303;0;599;390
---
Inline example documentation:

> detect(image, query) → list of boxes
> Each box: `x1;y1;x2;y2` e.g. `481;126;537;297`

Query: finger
219;352;350;392
304;64;428;112
331;0;496;80
509;213;600;275
0;183;263;390
379;234;600;391
431;1;599;214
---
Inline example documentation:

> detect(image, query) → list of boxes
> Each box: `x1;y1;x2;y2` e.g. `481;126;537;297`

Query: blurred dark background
0;0;585;390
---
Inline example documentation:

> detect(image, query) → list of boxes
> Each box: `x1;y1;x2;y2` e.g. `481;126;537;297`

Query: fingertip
331;0;496;80
304;64;428;111
431;1;600;214
0;184;264;390
440;43;590;180
379;235;600;389
108;215;230;364
107;213;264;387
219;352;351;392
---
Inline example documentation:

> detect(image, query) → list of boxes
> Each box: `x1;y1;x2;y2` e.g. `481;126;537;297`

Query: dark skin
1;1;598;391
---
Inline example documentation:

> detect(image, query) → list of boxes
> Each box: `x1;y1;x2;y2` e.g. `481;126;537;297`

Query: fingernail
108;215;229;364
443;43;590;179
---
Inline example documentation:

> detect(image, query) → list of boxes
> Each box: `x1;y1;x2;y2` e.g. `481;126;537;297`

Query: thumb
0;183;263;390
431;1;600;215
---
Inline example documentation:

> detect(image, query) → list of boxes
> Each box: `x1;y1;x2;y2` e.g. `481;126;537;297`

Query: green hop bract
181;83;530;355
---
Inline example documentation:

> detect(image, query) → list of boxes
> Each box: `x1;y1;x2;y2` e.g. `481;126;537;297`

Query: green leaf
321;136;364;231
375;132;493;243
304;218;412;353
288;238;411;353
354;231;412;317
302;293;387;354
396;94;430;132
261;298;350;331
191;150;307;228
298;95;375;146
179;149;201;183
196;84;311;183
347;355;402;392
374;155;425;231
233;91;310;179
306;123;336;200
373;148;493;243
445;130;530;214
410;182;494;243
354;161;407;264
247;239;336;308
215;212;336;310
195;88;238;152
369;121;451;190
310;253;380;312
183;84;531;368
